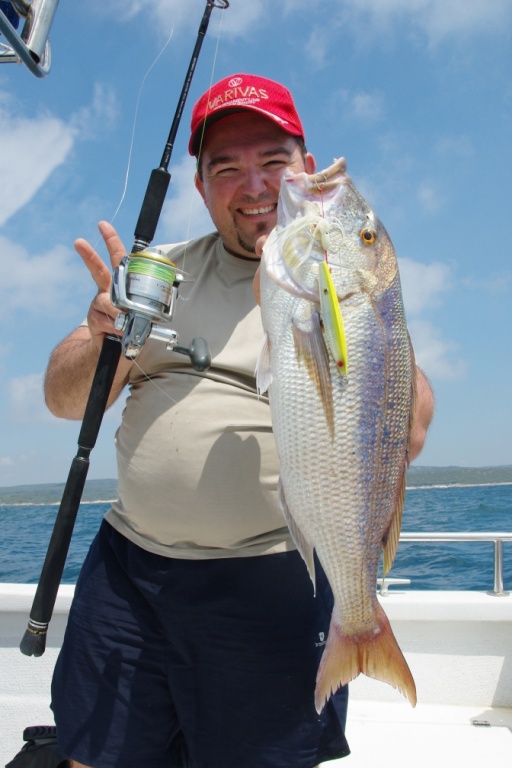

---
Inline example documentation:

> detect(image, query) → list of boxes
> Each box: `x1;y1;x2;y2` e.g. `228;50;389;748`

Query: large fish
256;157;417;711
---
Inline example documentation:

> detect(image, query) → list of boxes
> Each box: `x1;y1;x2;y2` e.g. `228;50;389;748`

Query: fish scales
256;157;416;711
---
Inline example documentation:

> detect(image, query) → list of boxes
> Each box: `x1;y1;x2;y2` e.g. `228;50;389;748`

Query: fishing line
94;5;229;408
179;4;227;255
92;24;176;253
108;25;176;228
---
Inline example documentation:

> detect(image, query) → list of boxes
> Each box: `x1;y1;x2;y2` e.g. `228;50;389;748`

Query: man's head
190;74;315;259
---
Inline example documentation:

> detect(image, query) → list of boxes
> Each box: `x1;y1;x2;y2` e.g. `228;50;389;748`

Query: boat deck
330;700;512;767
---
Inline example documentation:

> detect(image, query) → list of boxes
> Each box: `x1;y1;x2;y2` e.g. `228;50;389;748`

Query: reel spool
111;248;211;370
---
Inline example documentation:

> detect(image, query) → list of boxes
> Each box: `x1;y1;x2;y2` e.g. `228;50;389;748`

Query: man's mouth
238;204;276;217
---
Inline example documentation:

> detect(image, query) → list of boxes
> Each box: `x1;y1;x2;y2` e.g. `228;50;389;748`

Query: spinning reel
111;248;211;370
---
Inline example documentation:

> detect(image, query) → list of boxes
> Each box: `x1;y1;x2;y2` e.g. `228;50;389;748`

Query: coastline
0;466;511;504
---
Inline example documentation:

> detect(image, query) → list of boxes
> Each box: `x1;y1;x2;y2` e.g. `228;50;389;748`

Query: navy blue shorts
52;520;350;768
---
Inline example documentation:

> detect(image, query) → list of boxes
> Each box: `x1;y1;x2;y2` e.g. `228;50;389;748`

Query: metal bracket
0;0;59;77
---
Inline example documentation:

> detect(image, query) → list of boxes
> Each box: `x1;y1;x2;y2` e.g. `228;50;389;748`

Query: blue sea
0;483;511;590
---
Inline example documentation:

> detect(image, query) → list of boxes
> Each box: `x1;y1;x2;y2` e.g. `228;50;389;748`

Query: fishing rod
19;0;229;658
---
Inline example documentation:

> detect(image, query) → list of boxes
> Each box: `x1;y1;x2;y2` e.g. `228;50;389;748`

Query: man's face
195;113;315;259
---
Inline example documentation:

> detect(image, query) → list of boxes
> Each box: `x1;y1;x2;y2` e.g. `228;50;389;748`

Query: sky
0;0;511;486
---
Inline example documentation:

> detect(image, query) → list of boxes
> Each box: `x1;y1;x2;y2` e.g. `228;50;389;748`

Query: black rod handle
20;336;122;656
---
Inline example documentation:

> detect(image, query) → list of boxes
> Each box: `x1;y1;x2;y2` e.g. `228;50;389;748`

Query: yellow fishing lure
318;260;348;376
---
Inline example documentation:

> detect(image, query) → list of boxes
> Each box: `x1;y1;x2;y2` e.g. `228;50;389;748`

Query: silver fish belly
257;157;417;711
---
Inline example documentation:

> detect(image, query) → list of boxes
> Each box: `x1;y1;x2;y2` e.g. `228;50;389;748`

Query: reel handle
175;337;211;371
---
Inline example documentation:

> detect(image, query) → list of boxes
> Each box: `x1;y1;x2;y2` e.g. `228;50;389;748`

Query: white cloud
340;0;512;44
0;84;119;227
7;372;51;424
434;135;474;158
398;257;451;314
398;258;463;379
284;0;512;49
0;236;83;316
95;0;512;48
0;103;77;227
351;91;385;122
159;154;213;243
462;271;512;294
104;0;259;37
417;182;442;214
71;83;120;139
408;318;466;379
333;89;385;125
305;27;330;68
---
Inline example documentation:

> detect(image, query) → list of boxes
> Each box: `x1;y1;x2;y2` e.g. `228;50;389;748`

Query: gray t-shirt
105;232;294;558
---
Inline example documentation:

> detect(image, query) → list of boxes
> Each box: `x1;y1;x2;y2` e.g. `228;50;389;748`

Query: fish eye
360;228;377;245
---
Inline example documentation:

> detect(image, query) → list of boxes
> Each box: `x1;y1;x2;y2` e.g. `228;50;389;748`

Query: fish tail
314;602;417;713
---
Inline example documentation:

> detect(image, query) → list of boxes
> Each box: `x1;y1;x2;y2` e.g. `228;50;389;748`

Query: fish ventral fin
292;311;335;440
315;601;417;713
255;333;272;395
278;478;316;592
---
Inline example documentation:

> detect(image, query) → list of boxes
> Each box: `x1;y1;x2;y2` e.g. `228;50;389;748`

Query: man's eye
215;167;238;177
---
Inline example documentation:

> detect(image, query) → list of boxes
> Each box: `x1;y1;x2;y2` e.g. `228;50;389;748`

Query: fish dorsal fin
278;478;316;592
292;311;335;440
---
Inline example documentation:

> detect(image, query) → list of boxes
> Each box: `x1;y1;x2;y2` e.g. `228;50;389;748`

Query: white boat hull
1;584;511;766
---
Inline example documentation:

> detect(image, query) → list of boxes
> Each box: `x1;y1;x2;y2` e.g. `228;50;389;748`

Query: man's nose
242;167;268;195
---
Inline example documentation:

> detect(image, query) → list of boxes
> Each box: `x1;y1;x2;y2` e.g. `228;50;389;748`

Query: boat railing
379;531;512;597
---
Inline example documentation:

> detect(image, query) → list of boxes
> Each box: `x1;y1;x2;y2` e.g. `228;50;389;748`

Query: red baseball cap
189;73;305;156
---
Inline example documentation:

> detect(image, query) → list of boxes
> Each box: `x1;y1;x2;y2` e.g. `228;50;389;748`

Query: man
45;74;434;768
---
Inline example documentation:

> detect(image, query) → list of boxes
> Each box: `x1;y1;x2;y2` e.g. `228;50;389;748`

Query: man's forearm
409;367;434;462
44;327;132;419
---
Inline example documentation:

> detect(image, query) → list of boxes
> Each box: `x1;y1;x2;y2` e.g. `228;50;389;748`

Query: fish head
267;157;399;301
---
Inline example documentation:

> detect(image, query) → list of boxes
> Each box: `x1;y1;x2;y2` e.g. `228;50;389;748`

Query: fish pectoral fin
278;478;316;591
292;311;335;439
382;468;407;576
315;602;417;714
255;333;272;395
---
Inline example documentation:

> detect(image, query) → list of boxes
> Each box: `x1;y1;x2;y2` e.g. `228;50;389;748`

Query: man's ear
194;172;206;202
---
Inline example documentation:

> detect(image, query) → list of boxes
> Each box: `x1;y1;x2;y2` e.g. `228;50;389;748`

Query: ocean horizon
1;465;511;505
0;468;511;591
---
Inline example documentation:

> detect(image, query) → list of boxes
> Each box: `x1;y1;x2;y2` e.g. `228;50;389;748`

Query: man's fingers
255;234;267;257
74;221;128;292
98;220;128;269
74;237;112;292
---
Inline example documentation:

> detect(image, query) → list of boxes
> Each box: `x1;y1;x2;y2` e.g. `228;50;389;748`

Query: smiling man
44;73;433;768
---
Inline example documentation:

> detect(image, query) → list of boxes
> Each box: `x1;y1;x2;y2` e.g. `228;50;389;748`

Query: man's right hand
74;221;128;350
44;221;134;419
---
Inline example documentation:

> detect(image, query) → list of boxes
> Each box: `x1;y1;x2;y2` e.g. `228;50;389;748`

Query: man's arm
409;367;434;462
44;221;134;420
